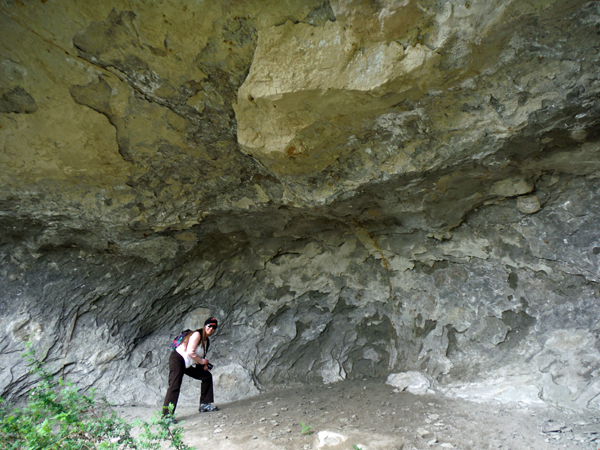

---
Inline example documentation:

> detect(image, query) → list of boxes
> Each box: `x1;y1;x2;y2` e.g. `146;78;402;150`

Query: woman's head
204;317;218;336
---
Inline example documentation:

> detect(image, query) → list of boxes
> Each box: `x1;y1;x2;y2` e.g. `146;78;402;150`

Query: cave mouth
1;0;599;432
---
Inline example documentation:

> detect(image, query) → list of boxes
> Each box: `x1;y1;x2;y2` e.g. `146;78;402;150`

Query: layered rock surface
1;0;599;411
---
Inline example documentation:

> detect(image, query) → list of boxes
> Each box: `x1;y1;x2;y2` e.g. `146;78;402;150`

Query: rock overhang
0;0;599;410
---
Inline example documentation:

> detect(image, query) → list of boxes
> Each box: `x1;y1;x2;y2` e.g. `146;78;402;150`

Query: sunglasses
207;324;217;330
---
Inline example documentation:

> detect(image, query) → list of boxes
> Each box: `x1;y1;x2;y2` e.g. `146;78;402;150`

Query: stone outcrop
0;0;599;411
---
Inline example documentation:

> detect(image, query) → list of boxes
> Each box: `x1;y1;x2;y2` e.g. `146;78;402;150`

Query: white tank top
175;335;206;368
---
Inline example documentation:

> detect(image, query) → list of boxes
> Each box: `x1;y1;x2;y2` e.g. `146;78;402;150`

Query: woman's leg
185;365;214;405
162;351;185;416
200;372;214;404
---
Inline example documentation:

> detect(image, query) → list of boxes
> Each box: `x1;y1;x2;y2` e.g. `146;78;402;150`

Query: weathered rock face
1;0;599;411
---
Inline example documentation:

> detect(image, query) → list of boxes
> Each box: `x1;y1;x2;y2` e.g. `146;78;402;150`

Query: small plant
353;445;363;450
0;345;194;450
301;422;313;435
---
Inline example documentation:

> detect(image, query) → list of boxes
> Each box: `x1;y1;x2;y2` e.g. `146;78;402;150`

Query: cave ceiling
0;0;597;257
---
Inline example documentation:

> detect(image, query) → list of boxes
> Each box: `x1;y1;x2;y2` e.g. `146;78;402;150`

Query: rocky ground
117;378;600;450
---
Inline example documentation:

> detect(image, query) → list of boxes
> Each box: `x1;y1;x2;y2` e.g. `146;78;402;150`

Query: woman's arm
186;331;208;366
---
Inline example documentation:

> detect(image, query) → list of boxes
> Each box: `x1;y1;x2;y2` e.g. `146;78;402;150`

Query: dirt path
117;379;599;450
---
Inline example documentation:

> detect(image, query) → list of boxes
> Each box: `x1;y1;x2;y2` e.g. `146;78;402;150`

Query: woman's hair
181;328;208;353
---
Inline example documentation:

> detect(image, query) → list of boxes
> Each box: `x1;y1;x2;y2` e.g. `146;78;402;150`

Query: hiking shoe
199;403;219;412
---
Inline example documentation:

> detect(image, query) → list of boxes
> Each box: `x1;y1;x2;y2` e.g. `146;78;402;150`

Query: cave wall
3;172;599;409
1;0;599;410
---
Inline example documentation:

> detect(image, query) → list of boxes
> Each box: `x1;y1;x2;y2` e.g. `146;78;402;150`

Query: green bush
0;346;194;450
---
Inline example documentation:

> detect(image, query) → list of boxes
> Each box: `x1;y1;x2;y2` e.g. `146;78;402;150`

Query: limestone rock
441;376;547;407
0;0;599;415
387;371;432;395
576;380;600;410
490;177;534;199
316;430;347;448
517;195;541;214
330;0;426;42
213;363;260;404
235;20;427;157
0;86;38;113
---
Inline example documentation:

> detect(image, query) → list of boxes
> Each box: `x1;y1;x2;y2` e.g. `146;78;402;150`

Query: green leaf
2;347;197;450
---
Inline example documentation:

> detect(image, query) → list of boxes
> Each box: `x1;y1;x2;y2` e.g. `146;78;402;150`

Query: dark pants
162;351;214;416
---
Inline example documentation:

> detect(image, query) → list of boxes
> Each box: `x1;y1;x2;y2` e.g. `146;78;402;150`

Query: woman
162;317;219;418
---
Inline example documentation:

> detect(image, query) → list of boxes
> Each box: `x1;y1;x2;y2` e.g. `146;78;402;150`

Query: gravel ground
117;378;600;450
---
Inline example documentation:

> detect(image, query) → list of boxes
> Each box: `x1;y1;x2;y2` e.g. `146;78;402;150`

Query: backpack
172;329;192;350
